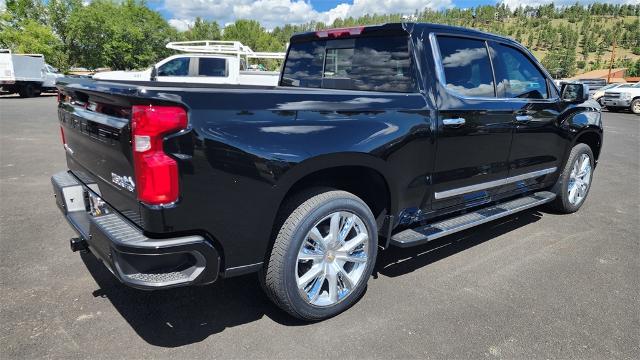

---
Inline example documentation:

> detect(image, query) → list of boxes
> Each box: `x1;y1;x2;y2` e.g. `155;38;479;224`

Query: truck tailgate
58;93;142;224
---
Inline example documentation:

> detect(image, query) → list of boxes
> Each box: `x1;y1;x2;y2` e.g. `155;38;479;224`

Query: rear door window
491;43;548;99
281;36;415;92
436;36;495;98
198;58;227;77
157;57;190;77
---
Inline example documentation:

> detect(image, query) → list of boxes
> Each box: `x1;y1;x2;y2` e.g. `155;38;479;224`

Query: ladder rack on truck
165;41;286;60
93;41;285;85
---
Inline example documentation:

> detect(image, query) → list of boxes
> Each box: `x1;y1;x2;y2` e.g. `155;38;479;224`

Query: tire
260;188;378;321
18;83;37;98
631;98;640;115
548;143;594;213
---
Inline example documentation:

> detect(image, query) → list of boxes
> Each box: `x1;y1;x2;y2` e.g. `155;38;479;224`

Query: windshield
600;84;618;91
633;82;640;88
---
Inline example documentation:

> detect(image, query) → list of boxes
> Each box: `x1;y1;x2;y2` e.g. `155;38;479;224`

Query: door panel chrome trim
434;167;557;200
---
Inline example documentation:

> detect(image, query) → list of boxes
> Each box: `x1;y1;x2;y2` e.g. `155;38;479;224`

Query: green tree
222;19;280;51
3;0;47;24
47;0;82;44
0;18;67;69
181;18;221;41
222;19;284;70
66;0;177;69
543;48;577;78
627;58;640;77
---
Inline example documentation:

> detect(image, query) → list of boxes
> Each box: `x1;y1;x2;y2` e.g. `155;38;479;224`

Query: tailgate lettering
111;172;135;192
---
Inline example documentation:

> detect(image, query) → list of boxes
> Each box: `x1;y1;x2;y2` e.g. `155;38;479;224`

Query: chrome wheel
295;211;369;307
632;100;640;114
567;153;592;205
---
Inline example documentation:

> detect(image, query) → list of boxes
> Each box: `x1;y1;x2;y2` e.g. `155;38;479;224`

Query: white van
93;41;285;86
0;50;63;97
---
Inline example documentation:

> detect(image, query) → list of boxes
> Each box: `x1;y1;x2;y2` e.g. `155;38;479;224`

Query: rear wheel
18;83;38;98
631;98;640;115
548;143;594;213
260;189;377;321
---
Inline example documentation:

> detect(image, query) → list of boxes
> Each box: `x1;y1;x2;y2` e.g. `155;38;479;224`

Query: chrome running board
390;191;556;248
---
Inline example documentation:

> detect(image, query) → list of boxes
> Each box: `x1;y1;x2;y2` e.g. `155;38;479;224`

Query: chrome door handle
515;115;533;122
442;118;466;126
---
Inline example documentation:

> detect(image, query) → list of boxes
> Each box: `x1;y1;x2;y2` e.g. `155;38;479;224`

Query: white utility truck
93;41;286;86
0;50;63;97
602;82;640;114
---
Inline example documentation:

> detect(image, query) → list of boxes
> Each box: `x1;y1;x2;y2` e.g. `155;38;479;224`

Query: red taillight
131;105;187;205
60;126;66;146
315;26;364;39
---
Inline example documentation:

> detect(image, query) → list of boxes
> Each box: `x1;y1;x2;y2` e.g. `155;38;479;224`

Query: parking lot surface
1;95;638;359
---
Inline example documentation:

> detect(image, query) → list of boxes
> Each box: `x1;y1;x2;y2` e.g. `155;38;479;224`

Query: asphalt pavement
1;94;638;359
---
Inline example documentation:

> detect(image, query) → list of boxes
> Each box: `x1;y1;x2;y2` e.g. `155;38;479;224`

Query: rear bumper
51;171;220;290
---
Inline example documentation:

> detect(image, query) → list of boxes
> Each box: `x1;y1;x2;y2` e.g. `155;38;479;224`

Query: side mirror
150;66;158;81
560;82;589;103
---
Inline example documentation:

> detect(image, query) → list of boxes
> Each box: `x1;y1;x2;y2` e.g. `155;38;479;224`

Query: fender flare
272;152;399;218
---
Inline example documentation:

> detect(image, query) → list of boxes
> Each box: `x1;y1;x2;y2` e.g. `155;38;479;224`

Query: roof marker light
315;26;364;39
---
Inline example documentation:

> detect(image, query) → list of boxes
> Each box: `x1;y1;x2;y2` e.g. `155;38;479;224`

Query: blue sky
141;0;639;31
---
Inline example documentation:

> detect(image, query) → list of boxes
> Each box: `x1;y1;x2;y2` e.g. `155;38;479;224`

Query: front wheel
260;189;378;321
548;143;594;213
631;98;640;115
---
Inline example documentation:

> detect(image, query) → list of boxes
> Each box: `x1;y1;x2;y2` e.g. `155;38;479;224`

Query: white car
0;50;63;97
592;83;633;105
602;82;640;114
93;41;285;86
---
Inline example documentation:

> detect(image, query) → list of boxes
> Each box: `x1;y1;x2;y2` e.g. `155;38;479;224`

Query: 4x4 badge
111;172;135;192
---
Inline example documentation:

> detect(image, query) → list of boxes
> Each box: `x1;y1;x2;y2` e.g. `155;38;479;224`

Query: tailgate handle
442;118;466;127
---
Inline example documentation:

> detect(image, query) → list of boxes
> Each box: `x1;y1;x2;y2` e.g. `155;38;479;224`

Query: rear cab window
281;35;415;93
198;57;227;77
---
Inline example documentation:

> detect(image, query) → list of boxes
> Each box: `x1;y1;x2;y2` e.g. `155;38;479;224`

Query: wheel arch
272;153;397;245
573;128;603;164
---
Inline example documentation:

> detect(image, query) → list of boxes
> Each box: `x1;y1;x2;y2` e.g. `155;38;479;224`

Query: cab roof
289;22;518;47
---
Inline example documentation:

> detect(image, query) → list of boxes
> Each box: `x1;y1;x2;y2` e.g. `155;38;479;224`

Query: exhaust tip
70;237;88;253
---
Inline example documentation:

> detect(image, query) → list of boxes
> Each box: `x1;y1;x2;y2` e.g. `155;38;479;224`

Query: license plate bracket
88;192;110;217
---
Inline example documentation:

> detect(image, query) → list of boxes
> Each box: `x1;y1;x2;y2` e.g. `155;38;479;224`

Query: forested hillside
1;0;639;78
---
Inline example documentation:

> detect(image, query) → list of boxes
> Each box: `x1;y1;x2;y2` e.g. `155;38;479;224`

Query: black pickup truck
52;23;602;320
